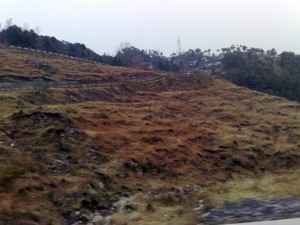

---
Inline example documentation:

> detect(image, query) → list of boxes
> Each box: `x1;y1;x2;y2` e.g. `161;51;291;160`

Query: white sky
1;0;300;56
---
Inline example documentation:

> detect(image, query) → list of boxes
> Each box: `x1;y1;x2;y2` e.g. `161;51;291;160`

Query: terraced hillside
0;47;299;225
0;48;167;83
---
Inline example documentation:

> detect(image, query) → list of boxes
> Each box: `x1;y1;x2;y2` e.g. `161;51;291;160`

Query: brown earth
0;48;299;225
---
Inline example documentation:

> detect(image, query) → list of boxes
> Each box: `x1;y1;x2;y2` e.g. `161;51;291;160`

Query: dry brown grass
0;48;166;83
0;48;299;224
110;170;300;225
197;169;300;210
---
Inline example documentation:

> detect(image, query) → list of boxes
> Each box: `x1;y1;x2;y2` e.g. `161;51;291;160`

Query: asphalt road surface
225;218;300;225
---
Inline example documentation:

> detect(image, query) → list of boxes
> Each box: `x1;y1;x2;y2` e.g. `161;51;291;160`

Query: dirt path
0;76;166;92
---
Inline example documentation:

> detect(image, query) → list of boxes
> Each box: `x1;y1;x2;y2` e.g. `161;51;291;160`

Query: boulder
91;215;105;225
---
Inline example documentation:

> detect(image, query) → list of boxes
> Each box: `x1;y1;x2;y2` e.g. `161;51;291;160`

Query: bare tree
22;23;29;31
117;41;132;53
0;23;2;43
34;26;41;35
4;18;13;29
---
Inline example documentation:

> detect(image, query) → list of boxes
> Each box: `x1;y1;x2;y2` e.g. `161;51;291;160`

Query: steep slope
0;48;299;225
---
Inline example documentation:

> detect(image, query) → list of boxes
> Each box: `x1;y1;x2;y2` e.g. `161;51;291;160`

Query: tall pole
177;37;182;55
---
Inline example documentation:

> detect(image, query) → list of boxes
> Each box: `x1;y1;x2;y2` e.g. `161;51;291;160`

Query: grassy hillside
0;48;167;83
0;48;299;224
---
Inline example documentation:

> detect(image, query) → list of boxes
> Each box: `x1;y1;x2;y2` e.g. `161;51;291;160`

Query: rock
84;209;95;219
113;197;129;214
129;212;141;220
98;181;105;189
69;211;80;221
91;215;105;225
26;60;55;73
143;115;153;121
79;213;92;222
193;206;203;211
137;169;144;176
104;216;112;225
171;186;182;193
71;222;83;225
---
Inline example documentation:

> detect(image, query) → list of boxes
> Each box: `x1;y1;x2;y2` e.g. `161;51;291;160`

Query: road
225;218;300;225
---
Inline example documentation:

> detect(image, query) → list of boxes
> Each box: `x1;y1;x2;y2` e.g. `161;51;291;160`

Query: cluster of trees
0;21;101;61
107;44;219;72
110;44;300;102
104;43;180;71
221;46;300;101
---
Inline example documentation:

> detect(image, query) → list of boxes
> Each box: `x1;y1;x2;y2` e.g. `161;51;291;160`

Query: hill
1;25;299;102
109;45;300;102
0;47;299;225
0;25;101;62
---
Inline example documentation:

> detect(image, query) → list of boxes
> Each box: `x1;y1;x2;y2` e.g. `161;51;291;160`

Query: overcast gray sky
1;0;300;56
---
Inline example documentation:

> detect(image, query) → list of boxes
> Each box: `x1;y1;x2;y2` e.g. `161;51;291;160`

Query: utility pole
0;23;2;45
177;37;182;55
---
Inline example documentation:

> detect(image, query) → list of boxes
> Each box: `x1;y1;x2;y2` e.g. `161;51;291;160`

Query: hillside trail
0;76;166;92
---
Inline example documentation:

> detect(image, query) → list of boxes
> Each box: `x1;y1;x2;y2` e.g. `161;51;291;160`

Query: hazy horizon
1;0;300;56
